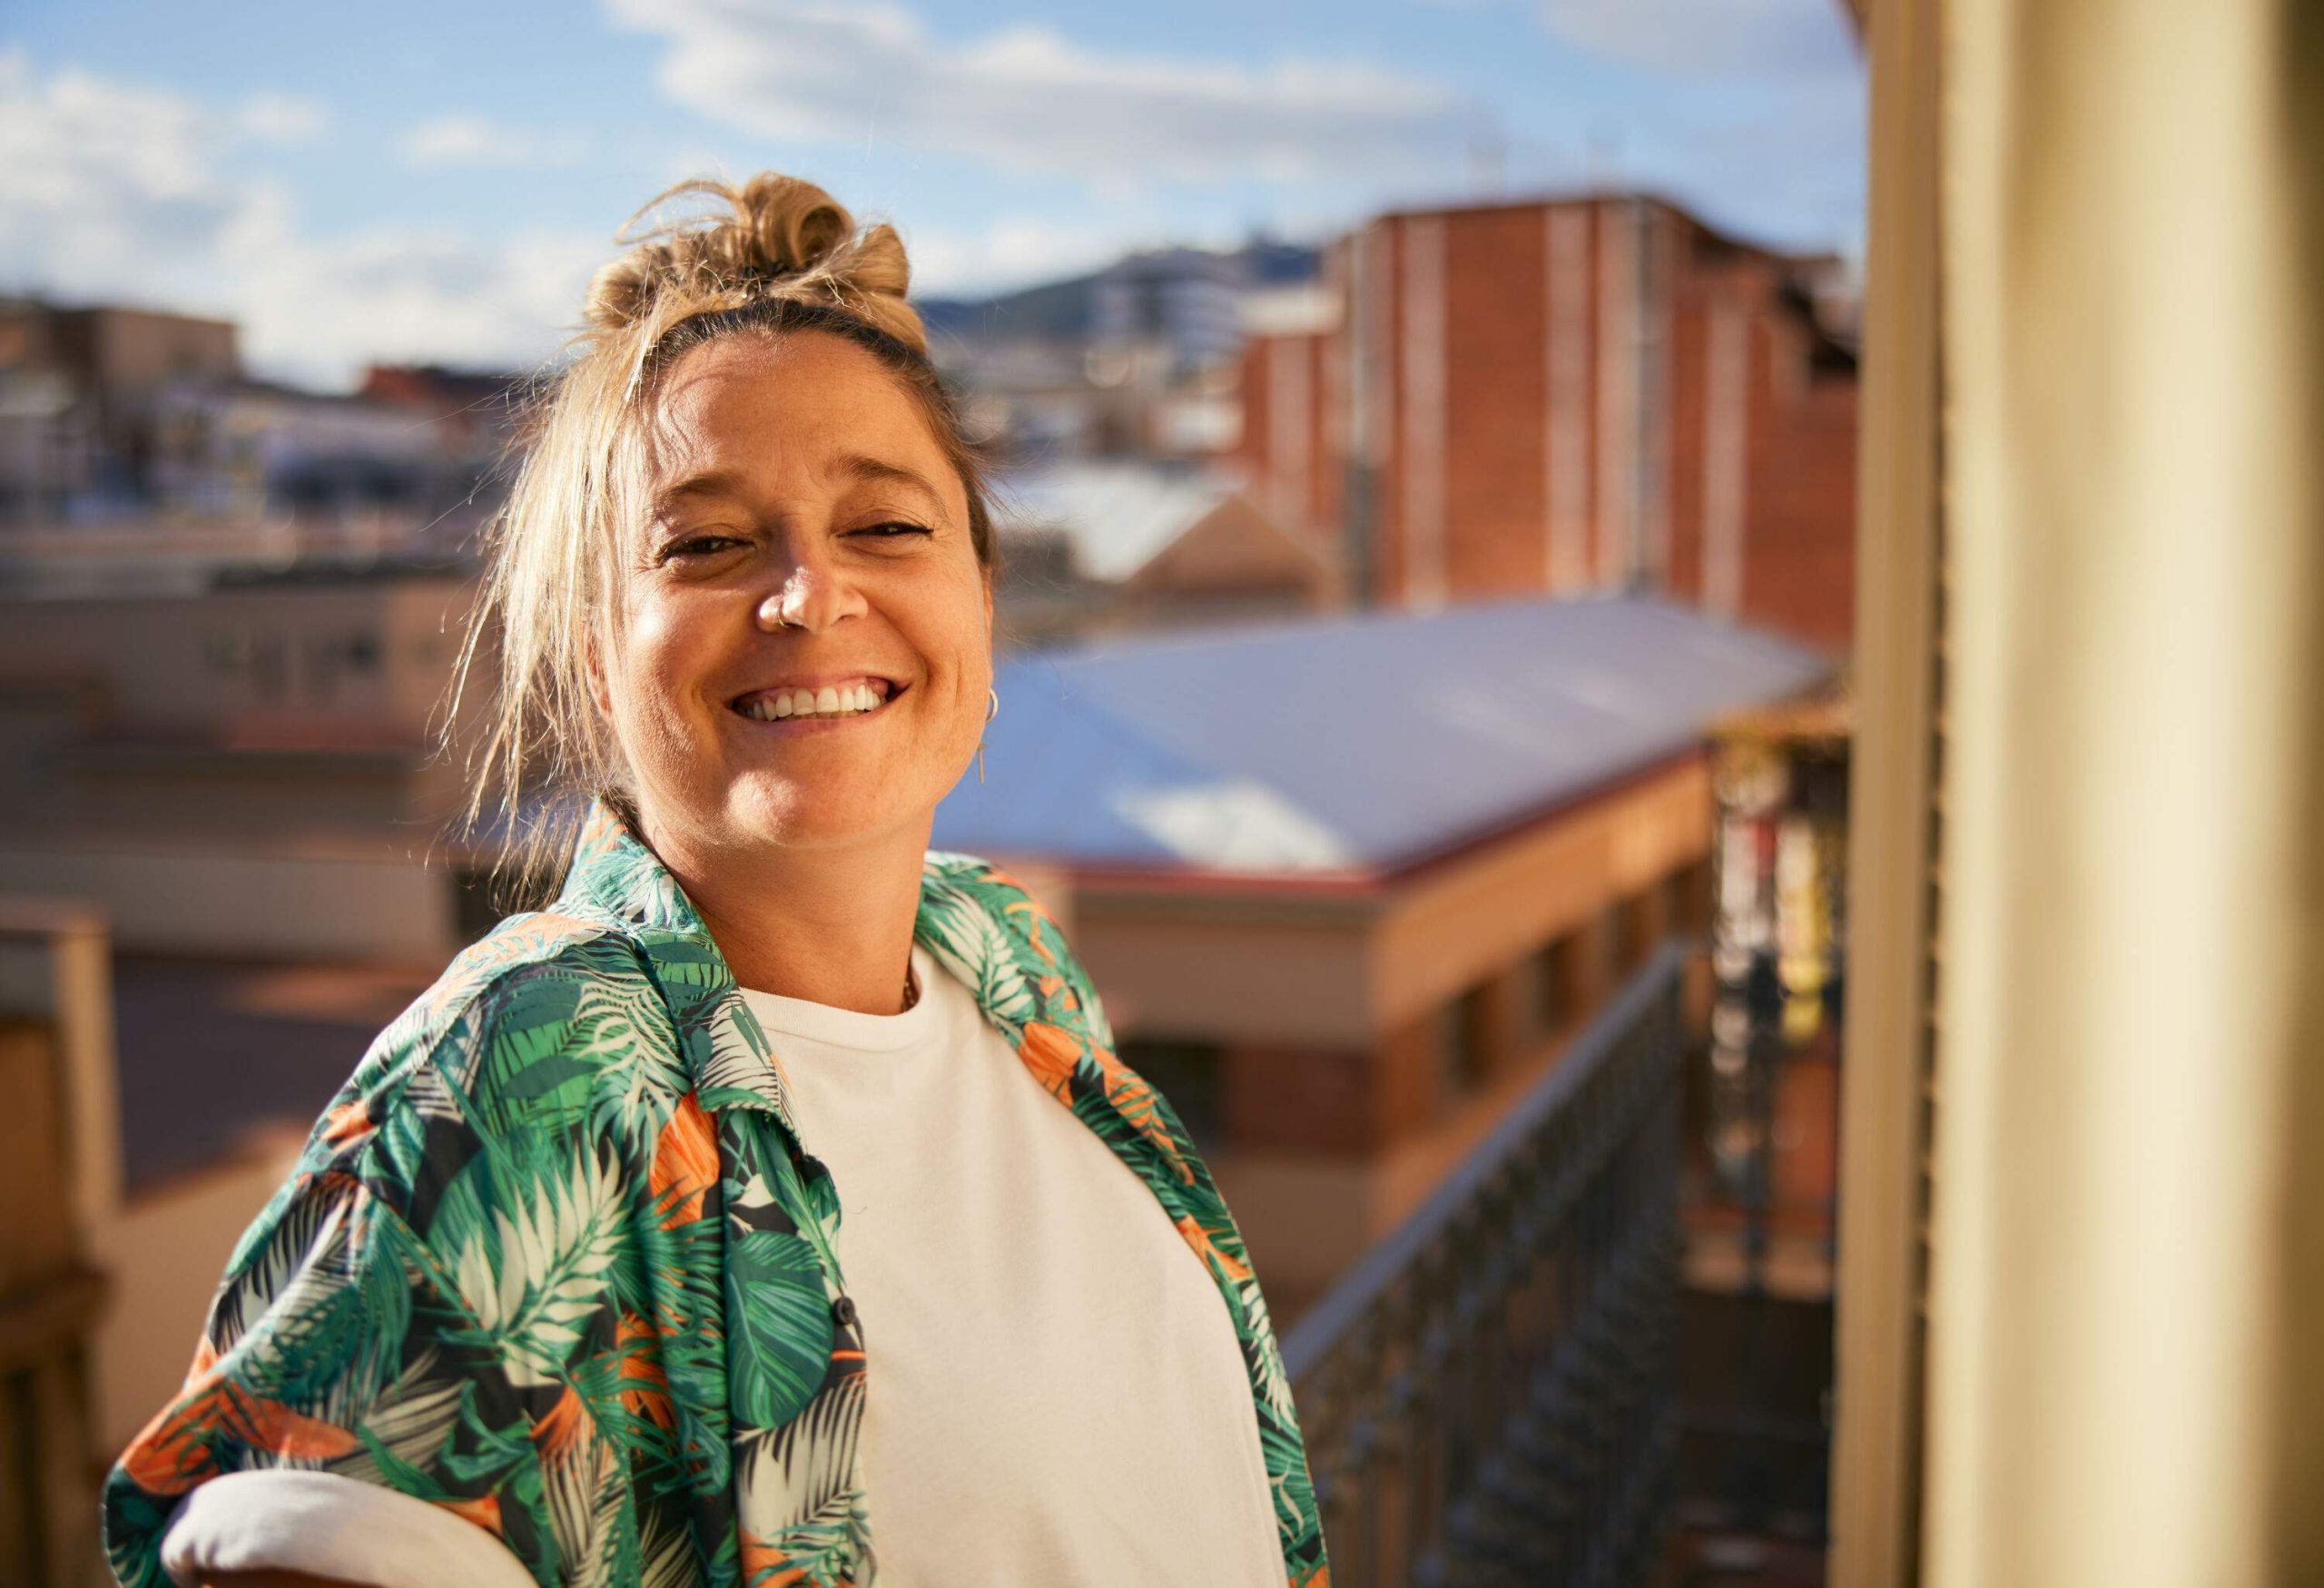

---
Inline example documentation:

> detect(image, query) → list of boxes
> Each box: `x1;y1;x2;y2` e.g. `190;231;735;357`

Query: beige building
0;571;484;962
937;592;1828;1312
0;568;497;1565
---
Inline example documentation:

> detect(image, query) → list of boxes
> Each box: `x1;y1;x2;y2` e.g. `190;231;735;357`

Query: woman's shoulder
919;848;1115;1047
403;905;645;1042
309;906;677;1193
354;907;642;1080
920;849;1074;965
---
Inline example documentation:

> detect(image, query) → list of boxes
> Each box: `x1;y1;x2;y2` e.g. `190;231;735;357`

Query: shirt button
831;1294;858;1327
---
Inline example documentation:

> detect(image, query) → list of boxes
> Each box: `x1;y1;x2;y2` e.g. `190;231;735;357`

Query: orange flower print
649;1091;719;1230
118;1376;359;1497
615;1312;675;1429
1016;1021;1083;1102
436;1494;504;1536
529;1383;596;1469
1174;1215;1254;1283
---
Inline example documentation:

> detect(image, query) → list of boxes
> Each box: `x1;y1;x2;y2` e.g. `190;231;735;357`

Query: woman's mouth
730;678;902;725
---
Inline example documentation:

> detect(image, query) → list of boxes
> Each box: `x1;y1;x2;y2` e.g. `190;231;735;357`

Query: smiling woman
95;173;1330;1588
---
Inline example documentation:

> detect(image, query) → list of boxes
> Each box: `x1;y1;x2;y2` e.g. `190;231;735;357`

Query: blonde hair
438;173;999;902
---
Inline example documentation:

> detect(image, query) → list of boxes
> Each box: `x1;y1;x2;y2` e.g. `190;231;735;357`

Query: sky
0;0;1864;390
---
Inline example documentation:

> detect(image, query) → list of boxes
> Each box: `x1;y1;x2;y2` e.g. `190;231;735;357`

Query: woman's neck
637;809;930;1016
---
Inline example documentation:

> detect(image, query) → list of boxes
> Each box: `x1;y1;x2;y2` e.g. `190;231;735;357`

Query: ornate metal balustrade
1283;946;1685;1588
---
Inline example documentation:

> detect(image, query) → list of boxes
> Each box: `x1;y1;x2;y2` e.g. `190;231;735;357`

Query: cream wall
1070;757;1717;1315
89;1133;305;1455
1068;755;1710;1048
0;839;458;963
0;578;476;743
1925;0;2324;1583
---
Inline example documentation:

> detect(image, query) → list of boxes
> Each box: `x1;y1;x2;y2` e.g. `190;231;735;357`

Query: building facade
1232;194;1858;653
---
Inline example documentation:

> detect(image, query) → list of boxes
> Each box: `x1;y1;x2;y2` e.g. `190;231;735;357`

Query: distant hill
917;272;1097;345
915;236;1322;347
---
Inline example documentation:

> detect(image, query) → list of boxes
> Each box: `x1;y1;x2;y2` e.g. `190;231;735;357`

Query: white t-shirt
159;944;1285;1588
737;942;1285;1587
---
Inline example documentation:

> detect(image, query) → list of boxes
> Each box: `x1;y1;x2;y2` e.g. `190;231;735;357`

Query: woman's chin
720;772;915;850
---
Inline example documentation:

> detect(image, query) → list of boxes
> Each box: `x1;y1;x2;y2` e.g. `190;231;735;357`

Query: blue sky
2;0;1863;388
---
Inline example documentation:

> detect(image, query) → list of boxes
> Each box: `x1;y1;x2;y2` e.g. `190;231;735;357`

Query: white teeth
740;683;889;721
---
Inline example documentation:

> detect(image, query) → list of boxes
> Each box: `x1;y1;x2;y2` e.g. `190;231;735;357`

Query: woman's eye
855;523;932;539
663;534;743;559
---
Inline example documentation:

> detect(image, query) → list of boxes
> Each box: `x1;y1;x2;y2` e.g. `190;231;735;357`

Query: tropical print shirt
101;797;1332;1588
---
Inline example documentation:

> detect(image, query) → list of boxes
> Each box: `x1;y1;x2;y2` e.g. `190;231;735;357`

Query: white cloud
401;113;580;169
1535;0;1857;80
0;50;602;387
1527;0;1864;252
901;215;1147;298
237;91;329;144
604;0;1469;189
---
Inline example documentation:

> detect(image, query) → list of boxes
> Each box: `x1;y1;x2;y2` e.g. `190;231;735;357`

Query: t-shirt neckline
736;942;942;1054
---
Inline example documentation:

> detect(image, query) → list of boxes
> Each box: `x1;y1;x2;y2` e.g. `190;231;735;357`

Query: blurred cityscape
15;0;2314;1581
0;14;1868;1587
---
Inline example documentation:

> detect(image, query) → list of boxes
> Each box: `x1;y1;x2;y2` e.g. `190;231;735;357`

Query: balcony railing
1283;944;1686;1588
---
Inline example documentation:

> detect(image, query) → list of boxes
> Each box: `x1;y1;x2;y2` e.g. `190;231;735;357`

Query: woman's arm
154;1468;538;1588
103;1169;553;1588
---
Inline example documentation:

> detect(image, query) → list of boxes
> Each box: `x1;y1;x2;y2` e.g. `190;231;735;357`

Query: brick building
1233;193;1859;653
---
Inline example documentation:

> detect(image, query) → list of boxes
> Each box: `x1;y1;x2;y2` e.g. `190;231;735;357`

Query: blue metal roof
932;592;1832;876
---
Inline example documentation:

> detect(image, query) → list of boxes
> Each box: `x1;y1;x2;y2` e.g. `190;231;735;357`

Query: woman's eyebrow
832;451;943;501
651;468;751;513
652;455;941;512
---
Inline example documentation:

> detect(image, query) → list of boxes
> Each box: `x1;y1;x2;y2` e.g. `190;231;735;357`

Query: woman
101;173;1330;1588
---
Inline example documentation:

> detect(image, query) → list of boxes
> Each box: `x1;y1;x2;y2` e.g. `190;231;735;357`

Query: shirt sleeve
100;1163;552;1588
157;1470;538;1588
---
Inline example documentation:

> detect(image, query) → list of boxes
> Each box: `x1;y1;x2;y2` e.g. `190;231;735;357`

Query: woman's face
594;329;991;861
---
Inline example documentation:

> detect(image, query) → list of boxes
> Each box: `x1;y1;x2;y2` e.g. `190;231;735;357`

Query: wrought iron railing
1283;945;1686;1588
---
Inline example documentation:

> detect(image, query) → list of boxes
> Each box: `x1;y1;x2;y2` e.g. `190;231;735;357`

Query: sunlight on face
598;330;991;861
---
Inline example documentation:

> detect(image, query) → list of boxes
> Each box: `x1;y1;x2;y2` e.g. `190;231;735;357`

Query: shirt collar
547;795;1005;1144
550;797;824;1136
551;796;713;936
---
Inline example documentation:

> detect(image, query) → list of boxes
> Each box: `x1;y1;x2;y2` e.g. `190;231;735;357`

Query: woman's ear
582;628;614;721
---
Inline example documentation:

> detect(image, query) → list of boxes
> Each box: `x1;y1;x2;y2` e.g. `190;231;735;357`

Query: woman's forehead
643;331;943;478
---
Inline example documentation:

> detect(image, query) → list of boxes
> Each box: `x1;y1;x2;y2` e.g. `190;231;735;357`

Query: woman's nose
755;555;864;634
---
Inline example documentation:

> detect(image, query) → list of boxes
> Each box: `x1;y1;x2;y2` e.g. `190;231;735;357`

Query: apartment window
1614;892;1656;977
1118;1038;1225;1149
1435;983;1496;1102
1531;932;1581;1038
1668;856;1715;938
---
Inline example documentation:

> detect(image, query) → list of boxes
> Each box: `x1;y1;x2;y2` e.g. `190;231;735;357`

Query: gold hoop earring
976;686;999;784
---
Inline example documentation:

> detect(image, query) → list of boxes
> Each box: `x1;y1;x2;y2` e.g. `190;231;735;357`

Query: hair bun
583;172;923;353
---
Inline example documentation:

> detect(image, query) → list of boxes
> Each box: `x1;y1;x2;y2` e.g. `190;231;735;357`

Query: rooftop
933;592;1832;878
993;459;1246;585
